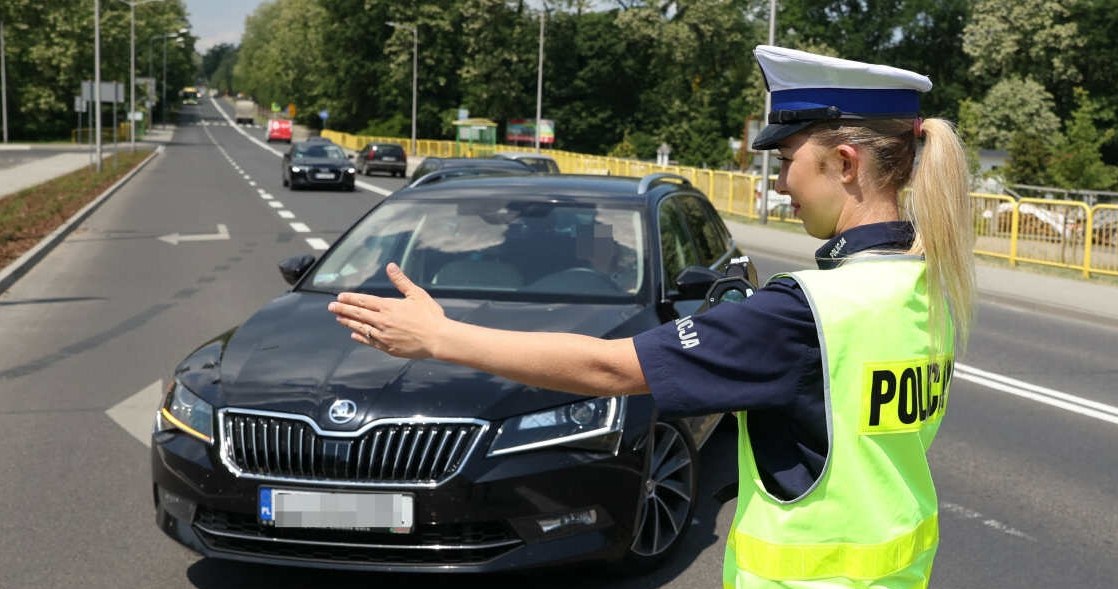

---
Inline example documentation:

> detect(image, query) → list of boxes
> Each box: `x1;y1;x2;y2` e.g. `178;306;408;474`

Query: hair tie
913;117;924;138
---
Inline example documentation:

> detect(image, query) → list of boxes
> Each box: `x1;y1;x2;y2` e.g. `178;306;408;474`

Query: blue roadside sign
318;109;329;121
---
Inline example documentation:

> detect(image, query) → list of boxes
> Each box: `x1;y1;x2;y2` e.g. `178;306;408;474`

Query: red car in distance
266;118;293;143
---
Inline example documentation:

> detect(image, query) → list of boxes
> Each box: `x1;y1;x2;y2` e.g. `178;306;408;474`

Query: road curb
0;145;164;294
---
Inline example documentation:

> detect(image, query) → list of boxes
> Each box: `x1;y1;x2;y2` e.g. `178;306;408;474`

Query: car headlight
290;165;302;173
156;380;215;444
345;167;356;174
488;396;626;457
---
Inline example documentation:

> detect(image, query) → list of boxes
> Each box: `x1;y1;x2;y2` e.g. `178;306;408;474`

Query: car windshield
295;144;346;159
376;145;404;156
304;198;647;302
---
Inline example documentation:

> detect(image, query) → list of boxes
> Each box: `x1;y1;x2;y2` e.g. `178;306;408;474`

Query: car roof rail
637;173;691;195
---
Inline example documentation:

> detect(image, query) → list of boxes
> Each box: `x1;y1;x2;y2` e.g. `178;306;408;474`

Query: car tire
617;420;698;573
282;176;288;187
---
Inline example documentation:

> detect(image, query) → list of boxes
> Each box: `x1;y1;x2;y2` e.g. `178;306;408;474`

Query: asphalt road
0;98;1113;588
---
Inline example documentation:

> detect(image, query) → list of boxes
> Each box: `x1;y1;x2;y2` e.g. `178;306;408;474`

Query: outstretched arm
327;263;649;396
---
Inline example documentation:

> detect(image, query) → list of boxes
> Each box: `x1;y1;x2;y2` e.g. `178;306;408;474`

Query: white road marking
290;222;311;233
157;224;230;245
278;210;295;219
268;201;283;208
941;502;1035;541
955;363;1118;426
106;380;162;448
260;193;273;200
306;238;330;250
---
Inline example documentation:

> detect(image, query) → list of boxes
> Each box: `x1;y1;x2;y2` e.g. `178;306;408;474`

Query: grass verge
0;148;154;268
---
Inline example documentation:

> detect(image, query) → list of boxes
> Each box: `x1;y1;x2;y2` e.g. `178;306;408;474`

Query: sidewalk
725;220;1118;327
0;129;176;201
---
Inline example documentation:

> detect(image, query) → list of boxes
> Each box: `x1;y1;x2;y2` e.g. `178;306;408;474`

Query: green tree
1049;88;1118;191
1004;132;1055;186
969;77;1061;150
963;0;1082;108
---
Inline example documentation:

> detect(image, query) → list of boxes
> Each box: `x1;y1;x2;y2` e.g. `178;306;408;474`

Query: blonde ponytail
906;118;975;353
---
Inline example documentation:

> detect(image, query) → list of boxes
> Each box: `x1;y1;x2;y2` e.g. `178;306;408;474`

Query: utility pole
94;0;103;171
534;9;545;153
758;0;776;224
1;20;8;143
116;1;164;151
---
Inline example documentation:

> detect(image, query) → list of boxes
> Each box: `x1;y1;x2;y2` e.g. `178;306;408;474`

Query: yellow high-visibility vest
725;257;954;588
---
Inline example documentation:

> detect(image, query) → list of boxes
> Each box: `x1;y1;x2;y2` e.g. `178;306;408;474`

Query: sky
185;0;267;53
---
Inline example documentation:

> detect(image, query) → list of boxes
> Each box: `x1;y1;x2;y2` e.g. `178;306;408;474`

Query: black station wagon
151;173;746;573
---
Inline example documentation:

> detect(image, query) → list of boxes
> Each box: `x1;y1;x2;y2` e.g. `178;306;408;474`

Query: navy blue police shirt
633;221;916;501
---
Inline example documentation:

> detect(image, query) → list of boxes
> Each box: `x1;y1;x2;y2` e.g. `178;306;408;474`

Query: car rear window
377;145;404;157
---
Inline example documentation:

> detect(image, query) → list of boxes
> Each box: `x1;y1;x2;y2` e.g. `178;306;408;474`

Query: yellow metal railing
321;130;1116;279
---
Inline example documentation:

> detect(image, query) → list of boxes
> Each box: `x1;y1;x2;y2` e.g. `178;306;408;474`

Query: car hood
177;292;647;430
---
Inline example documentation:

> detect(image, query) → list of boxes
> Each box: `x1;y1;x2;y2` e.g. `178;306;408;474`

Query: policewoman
329;45;975;589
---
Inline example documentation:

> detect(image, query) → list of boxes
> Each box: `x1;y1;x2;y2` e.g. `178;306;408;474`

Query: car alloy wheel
629;420;697;559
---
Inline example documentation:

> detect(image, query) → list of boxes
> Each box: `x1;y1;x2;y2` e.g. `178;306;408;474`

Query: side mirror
278;254;316;285
670;265;723;300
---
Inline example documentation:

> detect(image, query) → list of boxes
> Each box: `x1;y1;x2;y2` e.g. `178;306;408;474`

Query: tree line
3;1;1117;190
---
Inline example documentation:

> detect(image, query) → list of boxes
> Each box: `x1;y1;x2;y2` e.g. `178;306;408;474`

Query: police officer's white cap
752;45;932;151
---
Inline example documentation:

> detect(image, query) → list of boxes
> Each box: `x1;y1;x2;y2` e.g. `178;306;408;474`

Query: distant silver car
492;152;561;174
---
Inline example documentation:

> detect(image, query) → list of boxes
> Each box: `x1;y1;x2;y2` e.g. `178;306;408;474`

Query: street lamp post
534;9;545;153
94;0;103;171
161;28;187;128
387;21;417;155
758;0;777;224
115;0;164;152
1;19;8;144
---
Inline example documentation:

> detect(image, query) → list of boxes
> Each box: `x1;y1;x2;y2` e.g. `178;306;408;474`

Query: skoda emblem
328;399;358;424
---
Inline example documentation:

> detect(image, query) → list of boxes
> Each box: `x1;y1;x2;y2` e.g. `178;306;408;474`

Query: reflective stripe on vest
733;513;938;580
724;257;952;588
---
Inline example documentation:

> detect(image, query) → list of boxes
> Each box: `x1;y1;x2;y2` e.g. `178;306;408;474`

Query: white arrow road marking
106;380;163;447
158;224;230;245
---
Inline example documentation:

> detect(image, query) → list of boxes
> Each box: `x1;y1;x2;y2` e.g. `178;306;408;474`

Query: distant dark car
151;172;746;574
409;157;533;186
492;152;561;174
354;142;407;177
282;140;356;191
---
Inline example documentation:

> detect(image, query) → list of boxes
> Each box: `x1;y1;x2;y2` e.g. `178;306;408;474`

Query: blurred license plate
259;488;414;532
381;156;397;161
314;172;335;179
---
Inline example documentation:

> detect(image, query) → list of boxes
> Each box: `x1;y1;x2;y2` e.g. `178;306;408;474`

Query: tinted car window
657;197;700;282
295;144;347;159
678;195;731;266
376;144;405;157
305;198;646;302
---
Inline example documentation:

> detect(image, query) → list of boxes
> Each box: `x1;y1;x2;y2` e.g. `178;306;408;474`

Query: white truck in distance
234;100;256;125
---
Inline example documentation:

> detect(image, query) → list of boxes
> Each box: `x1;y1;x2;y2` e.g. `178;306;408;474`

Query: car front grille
194;508;522;565
220;410;487;487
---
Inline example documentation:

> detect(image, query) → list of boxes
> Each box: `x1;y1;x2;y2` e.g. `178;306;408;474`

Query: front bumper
289;168;355;189
151;417;650;572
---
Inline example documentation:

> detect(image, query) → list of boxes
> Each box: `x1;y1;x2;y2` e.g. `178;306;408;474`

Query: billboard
506;118;554;144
